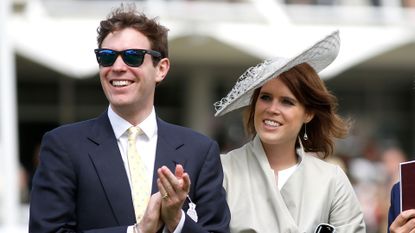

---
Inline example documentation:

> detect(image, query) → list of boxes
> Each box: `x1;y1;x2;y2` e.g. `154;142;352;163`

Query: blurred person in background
382;146;406;193
214;30;365;233
29;4;230;233
348;139;386;233
402;0;415;7
377;145;407;232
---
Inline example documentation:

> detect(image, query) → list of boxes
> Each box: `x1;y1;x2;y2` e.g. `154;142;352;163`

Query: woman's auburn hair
243;62;349;159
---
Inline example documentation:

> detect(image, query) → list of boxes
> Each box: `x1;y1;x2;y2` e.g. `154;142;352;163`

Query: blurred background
1;0;414;232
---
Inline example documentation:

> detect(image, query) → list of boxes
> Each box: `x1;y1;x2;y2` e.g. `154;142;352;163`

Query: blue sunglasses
94;48;162;67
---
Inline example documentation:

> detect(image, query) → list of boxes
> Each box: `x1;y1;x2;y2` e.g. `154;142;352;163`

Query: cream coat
221;136;365;233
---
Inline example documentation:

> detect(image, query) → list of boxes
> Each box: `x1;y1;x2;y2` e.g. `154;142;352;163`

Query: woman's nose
266;101;280;114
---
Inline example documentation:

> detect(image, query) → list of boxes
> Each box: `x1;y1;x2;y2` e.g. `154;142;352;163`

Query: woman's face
254;78;312;147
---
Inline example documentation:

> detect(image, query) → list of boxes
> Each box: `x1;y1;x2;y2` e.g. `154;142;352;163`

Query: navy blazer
29;112;230;233
388;182;400;232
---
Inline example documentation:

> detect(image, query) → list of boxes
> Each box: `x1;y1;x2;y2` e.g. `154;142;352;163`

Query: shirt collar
107;106;158;140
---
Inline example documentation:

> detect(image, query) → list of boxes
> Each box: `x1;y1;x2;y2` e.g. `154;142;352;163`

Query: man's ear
155;58;170;83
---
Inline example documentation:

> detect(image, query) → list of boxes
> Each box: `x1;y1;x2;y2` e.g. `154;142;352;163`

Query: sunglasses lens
122;49;144;67
96;49;117;67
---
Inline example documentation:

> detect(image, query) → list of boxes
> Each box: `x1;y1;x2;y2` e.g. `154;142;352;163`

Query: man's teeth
264;120;280;127
112;80;132;87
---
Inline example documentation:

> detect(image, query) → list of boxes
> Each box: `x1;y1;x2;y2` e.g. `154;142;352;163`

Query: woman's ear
304;111;315;124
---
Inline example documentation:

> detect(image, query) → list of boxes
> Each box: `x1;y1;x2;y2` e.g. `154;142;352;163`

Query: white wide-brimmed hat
214;30;340;117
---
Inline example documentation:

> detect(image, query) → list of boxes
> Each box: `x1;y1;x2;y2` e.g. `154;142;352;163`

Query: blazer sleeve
388;182;401;232
181;140;231;233
29;131;129;233
329;166;366;233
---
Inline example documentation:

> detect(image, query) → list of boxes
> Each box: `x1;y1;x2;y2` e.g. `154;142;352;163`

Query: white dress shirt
108;106;158;186
107;106;185;233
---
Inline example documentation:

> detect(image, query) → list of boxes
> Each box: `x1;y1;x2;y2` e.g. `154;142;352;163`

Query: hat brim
214;30;340;117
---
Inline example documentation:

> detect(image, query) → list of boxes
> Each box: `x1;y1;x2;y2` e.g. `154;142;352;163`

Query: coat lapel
251;135;299;231
279;146;307;226
151;118;187;194
87;112;135;225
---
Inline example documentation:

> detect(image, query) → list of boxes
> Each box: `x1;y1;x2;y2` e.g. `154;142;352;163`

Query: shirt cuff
163;209;185;233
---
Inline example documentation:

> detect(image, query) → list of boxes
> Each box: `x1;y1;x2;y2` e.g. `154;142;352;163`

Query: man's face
99;28;169;121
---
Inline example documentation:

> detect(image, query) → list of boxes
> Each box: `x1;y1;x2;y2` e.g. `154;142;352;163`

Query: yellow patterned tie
127;126;150;223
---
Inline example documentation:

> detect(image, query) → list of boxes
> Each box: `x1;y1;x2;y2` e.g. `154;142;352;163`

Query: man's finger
175;164;184;178
182;173;191;193
158;167;176;195
391;209;415;232
157;179;169;199
147;192;162;210
401;218;415;233
160;166;181;192
399;209;415;225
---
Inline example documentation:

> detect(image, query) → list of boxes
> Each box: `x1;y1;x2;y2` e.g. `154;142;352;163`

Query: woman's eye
259;94;271;101
282;98;294;105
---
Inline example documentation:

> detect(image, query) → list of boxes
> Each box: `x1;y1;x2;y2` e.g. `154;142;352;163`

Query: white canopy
10;0;415;79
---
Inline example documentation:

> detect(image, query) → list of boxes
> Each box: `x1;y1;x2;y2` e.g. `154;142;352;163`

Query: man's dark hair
97;4;169;65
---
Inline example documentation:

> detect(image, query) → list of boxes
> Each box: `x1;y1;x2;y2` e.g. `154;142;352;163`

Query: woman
214;31;365;233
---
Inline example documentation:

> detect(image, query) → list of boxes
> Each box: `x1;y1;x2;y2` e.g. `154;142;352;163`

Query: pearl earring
303;123;308;141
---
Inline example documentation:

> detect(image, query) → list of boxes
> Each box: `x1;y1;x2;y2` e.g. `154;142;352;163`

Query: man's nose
112;54;128;70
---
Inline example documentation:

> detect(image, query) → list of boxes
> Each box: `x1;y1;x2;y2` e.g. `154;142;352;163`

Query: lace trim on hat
213;59;273;113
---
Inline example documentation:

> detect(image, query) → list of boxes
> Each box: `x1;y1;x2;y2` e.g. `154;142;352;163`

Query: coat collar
251;135;305;169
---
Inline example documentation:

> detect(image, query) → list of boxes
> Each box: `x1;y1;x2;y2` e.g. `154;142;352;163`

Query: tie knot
128;126;141;140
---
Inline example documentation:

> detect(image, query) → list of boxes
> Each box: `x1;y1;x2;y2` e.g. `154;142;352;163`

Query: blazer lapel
251;136;299;231
87;112;135;225
151;118;187;194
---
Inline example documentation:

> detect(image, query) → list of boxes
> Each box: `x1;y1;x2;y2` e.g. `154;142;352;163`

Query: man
29;5;230;233
388;182;415;233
